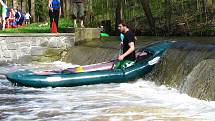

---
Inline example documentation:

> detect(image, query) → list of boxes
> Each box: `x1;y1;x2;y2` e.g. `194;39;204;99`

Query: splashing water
0;62;215;121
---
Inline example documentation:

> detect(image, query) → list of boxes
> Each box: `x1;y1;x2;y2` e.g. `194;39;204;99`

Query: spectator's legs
49;10;54;29
53;9;60;29
80;19;84;28
49;9;60;31
26;19;30;25
19;18;24;26
73;3;78;27
78;3;85;27
6;19;9;28
74;19;77;27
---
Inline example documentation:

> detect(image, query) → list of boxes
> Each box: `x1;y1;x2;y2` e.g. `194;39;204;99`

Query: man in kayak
114;21;136;69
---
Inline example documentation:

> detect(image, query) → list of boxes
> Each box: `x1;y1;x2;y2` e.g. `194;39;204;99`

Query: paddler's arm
59;6;62;17
48;0;52;10
118;42;135;61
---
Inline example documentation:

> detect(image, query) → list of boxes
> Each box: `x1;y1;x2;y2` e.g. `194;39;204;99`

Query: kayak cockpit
34;50;152;75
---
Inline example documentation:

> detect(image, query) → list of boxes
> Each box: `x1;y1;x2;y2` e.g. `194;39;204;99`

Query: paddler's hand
118;55;124;61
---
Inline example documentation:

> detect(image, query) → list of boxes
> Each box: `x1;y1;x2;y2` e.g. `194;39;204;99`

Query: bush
0;18;73;33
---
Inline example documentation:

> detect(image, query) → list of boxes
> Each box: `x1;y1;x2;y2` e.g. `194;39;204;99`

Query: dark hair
119;20;128;27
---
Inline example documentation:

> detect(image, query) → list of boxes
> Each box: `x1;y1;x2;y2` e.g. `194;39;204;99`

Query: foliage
0;18;73;33
2;0;215;35
35;0;49;22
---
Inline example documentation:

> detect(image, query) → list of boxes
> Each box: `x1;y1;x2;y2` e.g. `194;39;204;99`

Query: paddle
119;33;124;55
111;33;124;69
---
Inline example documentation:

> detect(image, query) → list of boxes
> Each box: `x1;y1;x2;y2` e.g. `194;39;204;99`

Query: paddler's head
118;20;128;33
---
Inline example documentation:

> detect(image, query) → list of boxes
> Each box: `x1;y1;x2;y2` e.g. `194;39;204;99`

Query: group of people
0;8;31;29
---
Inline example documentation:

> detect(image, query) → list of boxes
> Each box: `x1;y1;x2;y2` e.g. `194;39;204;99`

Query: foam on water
1;79;215;121
1;61;215;121
118;80;215;120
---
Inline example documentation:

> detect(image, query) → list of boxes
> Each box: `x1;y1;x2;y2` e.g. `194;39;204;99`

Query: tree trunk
23;0;28;12
27;0;31;13
202;0;208;22
62;0;65;17
31;0;35;22
165;0;172;35
115;0;123;31
20;0;27;12
13;0;18;9
139;0;156;34
20;0;23;11
64;0;69;18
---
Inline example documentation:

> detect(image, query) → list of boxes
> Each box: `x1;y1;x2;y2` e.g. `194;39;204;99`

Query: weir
145;41;215;100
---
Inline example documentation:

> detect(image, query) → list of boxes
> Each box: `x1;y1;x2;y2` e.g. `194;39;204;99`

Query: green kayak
6;41;172;88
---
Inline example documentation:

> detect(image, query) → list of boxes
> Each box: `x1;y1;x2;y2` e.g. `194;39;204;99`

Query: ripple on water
91;106;197;121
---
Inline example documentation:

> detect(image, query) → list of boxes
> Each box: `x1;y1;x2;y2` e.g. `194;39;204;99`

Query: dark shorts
73;2;84;19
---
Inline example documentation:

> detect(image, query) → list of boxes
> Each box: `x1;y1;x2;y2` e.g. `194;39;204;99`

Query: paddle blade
51;20;58;33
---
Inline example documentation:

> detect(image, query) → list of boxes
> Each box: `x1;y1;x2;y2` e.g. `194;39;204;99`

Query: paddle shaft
119;44;123;55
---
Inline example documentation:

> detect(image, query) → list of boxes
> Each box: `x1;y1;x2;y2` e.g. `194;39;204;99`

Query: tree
164;0;172;34
62;0;72;18
115;0;123;31
139;0;156;34
25;0;35;22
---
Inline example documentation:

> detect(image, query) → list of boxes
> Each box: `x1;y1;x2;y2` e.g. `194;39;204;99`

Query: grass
0;18;74;33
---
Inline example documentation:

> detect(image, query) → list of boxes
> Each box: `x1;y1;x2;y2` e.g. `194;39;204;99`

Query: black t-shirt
122;31;136;61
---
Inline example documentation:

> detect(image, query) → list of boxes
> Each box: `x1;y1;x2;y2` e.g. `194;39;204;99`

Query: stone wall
0;33;75;64
0;28;101;64
75;28;101;42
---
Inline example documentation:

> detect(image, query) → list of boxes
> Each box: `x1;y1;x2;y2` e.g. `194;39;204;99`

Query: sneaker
74;23;77;28
80;24;85;28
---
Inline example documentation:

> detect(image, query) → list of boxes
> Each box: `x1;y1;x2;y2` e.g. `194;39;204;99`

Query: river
0;36;215;121
1;71;215;120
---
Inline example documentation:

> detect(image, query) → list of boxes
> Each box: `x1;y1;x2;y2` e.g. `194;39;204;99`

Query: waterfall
146;41;215;100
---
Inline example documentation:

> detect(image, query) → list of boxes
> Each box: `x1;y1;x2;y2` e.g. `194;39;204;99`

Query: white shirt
25;13;31;20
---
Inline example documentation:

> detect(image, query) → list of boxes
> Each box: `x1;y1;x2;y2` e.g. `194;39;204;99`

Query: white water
0;62;215;121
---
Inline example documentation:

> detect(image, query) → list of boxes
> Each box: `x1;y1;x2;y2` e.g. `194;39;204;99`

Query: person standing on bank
25;12;31;25
72;0;85;28
114;21;136;69
48;0;61;31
